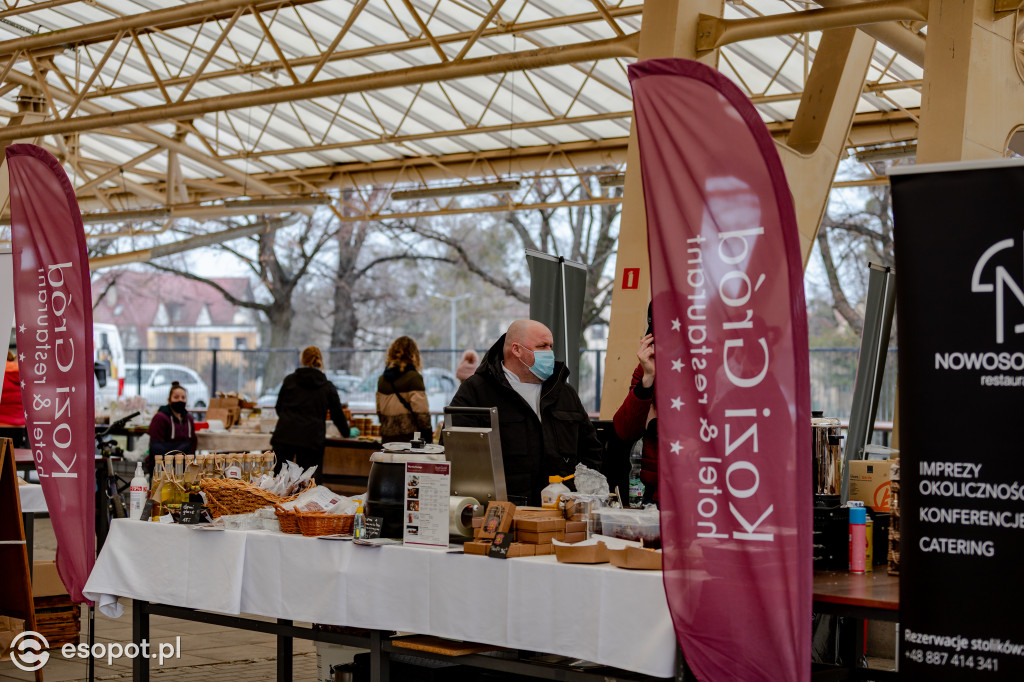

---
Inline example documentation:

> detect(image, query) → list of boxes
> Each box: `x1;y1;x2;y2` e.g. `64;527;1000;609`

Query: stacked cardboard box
464;504;590;558
32;562;79;649
206;396;243;428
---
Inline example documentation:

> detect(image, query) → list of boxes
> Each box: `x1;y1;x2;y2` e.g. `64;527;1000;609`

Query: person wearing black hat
612;303;659;503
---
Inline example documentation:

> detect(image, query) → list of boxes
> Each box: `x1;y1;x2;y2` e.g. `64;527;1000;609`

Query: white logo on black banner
971;235;1024;344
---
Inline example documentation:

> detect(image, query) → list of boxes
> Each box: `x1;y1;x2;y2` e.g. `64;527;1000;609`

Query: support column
916;1;1023;163
891;2;1024;448
776;28;876;265
0;85;48;218
600;0;723;418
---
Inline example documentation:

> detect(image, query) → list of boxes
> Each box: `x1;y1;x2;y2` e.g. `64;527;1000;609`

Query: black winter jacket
448;333;603;505
271;367;349;452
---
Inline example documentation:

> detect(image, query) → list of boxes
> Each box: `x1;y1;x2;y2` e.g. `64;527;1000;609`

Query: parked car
345;367;458;416
257;370;361;409
123;363;211;408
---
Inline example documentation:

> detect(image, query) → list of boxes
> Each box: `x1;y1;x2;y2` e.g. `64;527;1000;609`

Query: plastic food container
594;508;661;547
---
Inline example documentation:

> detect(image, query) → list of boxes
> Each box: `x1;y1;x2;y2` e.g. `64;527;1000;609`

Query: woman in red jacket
1;350;26;429
612;305;658;504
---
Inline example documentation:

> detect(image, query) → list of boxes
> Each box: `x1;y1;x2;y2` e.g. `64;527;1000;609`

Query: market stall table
83;519;678;681
196;431;272;452
812;571;899;681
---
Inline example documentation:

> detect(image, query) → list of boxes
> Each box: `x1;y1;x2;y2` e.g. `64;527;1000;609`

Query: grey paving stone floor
1;515;358;681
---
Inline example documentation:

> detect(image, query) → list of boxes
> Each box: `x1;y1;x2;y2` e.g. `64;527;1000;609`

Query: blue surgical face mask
525;348;555;381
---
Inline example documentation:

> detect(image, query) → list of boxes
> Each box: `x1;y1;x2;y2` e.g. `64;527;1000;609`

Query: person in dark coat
146;381;197;474
448;320;603;506
271;346;350;483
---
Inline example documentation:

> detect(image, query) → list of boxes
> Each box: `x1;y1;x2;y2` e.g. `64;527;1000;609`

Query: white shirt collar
502;362;542;418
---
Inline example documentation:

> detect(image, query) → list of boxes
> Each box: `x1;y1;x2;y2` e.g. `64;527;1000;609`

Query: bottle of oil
183;455;201;499
224;453;243;480
173;453;186;504
249;454;264;483
148;455;167;520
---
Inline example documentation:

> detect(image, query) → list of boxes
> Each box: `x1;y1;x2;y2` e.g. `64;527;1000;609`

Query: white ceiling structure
0;0;923;244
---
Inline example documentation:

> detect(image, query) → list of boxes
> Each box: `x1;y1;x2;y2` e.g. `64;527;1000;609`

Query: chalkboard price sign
178;502;205;525
364;516;383;539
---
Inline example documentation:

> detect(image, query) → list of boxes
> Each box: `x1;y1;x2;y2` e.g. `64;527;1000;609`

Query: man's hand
637;334;655;388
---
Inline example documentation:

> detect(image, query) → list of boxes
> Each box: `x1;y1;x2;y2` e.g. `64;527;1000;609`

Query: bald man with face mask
448;319;603;506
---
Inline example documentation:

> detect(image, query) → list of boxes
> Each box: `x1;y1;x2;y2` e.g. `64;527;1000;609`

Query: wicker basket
199;478;309;518
275;507;302;534
296;512;354;537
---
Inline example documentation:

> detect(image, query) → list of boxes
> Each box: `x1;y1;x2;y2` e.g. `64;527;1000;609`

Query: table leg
675;641;700;681
276;619;293;682
22;513;33;577
370;629;389;682
132;600;149;682
96;462;110;552
854;618;867;669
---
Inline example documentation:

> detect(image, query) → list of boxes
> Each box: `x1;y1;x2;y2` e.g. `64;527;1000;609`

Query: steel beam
697;0;929;53
2;69;296;198
65;107;919;210
88;7;645;100
0;35;639;143
0;0;321;56
815;0;927;67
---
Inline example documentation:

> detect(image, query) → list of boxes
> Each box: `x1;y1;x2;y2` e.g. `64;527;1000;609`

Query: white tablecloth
17;482;47;513
84;520;676;678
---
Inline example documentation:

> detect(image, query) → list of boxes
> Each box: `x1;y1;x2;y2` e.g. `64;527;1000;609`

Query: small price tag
158;513;175;524
178;502;204;525
364;516;383;539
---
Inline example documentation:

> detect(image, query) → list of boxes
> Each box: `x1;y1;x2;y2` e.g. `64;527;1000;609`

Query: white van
93;322;125;406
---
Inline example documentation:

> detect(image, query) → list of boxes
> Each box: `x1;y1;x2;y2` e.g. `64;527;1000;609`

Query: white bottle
129;462;149;520
541;475;573;510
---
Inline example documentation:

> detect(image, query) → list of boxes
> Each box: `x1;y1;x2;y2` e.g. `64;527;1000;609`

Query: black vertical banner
891;161;1024;680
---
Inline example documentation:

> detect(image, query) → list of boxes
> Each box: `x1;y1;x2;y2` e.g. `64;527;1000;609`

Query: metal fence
121;346;895;419
809;347;899;422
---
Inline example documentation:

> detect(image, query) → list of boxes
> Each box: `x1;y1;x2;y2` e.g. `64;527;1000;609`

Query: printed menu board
891;161;1024;680
404;461;451;549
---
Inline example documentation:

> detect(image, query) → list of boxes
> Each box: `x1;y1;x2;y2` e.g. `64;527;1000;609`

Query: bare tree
396;171;622;345
149;212;338;388
817;181;895;339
